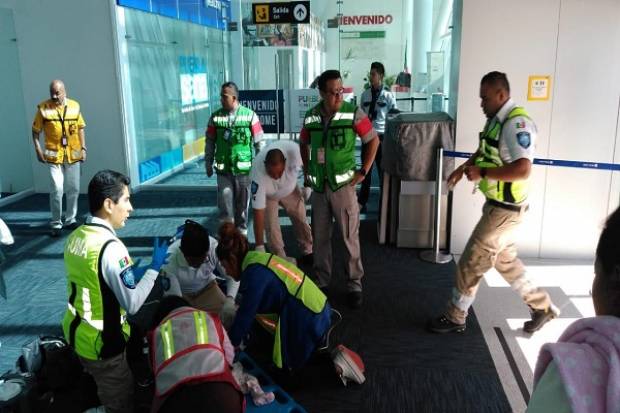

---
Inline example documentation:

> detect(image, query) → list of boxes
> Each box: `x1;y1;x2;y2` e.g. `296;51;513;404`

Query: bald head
49;80;66;105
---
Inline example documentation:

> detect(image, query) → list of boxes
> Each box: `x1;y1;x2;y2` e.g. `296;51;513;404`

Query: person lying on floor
527;206;620;413
148;295;245;413
215;222;365;385
162;220;239;325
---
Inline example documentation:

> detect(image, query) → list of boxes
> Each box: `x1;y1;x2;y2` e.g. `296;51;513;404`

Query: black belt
487;199;528;212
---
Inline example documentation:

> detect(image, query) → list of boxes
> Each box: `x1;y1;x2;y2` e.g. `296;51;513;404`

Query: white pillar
229;0;244;88
413;0;432;76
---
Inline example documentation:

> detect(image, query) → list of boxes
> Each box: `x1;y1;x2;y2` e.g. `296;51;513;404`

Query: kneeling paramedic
215;222;365;385
62;170;168;413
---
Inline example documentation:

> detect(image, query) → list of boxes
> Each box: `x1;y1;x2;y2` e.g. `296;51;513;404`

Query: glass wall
116;6;230;183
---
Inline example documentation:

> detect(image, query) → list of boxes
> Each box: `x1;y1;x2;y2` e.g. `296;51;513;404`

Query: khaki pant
217;173;250;231
183;280;227;313
79;351;134;413
446;202;552;324
265;186;313;257
49;161;80;228
312;184;363;292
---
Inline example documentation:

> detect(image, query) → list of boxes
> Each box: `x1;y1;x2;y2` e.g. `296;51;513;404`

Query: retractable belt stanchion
420;147;452;264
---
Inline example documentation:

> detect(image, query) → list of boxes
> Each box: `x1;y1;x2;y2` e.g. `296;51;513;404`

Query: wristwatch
359;168;367;176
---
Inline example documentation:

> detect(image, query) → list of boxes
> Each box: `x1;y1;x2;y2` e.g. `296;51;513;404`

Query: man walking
428;71;559;334
32;80;86;237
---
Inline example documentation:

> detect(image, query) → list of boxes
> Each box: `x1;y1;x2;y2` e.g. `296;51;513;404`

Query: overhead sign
238;90;285;134
339;14;393;25
252;1;310;24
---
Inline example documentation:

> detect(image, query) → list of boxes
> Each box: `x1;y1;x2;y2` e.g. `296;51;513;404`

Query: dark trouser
357;134;383;207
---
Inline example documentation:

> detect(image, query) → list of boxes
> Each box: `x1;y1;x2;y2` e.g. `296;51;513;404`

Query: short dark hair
370;62;385;77
481;71;510;94
265;148;286;166
88;170;130;215
596;208;620;310
180;220;210;257
221;81;239;97
318;70;341;92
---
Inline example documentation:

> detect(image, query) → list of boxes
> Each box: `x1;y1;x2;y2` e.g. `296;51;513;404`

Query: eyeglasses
325;88;344;97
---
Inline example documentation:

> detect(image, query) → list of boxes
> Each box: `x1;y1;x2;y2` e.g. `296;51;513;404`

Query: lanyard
56;105;68;141
320;112;335;147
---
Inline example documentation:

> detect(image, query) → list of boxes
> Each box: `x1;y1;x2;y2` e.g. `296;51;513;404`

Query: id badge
61;135;68;146
317;147;326;164
223;129;232;141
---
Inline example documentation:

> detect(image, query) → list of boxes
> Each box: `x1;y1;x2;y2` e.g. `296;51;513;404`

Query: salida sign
339;14;393;25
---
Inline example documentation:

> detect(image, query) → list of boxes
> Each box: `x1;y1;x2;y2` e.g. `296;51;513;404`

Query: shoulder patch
515;121;526;129
119;268;136;289
516;132;531;149
118;256;130;269
251;181;259;195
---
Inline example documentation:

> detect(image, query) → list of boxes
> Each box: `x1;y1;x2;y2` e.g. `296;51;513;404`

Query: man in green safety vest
428;71;559;335
300;70;379;309
62;170;168;413
205;82;265;236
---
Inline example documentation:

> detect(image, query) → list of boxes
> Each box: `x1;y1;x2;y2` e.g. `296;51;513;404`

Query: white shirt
91;216;158;315
162;238;239;298
250;140;303;210
494;98;537;163
360;85;397;134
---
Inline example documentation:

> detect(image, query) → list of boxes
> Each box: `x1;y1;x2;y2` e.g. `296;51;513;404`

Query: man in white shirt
63;169;167;413
162;220;239;316
250;140;313;263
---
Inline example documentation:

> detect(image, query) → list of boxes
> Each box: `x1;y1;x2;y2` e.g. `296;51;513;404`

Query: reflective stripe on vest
475;106;531;204
303;101;358;192
153;307;227;397
241;251;328;368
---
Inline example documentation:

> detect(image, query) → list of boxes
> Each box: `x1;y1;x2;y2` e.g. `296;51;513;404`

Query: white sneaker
0;219;13;246
331;344;366;386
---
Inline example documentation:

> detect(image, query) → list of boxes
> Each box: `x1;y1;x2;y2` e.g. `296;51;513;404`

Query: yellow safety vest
34;98;84;164
475;106;531;204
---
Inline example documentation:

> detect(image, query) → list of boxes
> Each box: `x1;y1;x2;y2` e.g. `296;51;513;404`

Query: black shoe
523;307;558;333
298;253;314;266
64;221;80;230
50;228;61;237
427;315;466;334
347;291;363;309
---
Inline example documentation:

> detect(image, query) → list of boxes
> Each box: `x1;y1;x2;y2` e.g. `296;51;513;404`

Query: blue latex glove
149;237;169;272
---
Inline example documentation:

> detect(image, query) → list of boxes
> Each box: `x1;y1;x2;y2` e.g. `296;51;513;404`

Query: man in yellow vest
204;82;265;236
62;170;168;413
428;71;559;334
32;80;86;237
300;70;379;309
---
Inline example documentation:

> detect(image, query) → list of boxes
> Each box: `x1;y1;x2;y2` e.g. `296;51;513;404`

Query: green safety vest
62;224;131;360
212;105;255;175
151;306;237;397
303;101;358;192
241;251;327;368
475;106;531;204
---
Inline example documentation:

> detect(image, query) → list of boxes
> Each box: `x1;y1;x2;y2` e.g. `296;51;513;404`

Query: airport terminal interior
1;0;619;412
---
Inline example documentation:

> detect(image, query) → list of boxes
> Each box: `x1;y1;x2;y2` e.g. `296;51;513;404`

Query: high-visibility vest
475;106;531;204
36;98;84;164
212;105;255;175
303;101;358;192
62;224;131;360
150;306;240;398
241;251;327;368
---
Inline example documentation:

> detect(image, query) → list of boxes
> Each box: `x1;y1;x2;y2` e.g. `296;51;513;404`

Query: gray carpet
0;186;510;412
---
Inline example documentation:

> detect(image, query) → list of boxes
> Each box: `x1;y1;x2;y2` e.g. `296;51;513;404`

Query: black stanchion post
420;147;452;264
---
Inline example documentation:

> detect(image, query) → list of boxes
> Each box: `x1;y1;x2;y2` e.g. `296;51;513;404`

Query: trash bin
379;112;454;248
